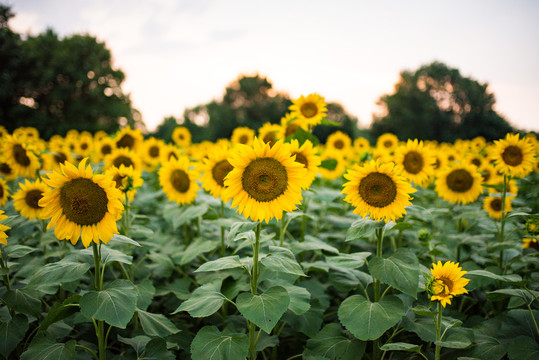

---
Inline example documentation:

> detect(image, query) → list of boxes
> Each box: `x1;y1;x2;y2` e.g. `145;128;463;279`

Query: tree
370;61;514;142
313;102;359;144
0;5;143;139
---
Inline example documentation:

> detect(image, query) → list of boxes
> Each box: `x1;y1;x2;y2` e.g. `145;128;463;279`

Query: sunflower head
1;135;41;179
104;148;143;172
159;156;200;205
258;122;282;146
376;133;399;153
492;133;536;178
287;139;321;189
426;261;469;308
326;131;352;155
483;195;513;220
105;165;143;202
231;127;255;147
526;216;539;236
522;237;539;251
435;163;483;204
288;93;327;128
115;126;143;151
0;210;10;247
199;145;234;199
280;113;305;139
0;177;9;207
13;179;50;220
172;127;192;148
393;139;435;187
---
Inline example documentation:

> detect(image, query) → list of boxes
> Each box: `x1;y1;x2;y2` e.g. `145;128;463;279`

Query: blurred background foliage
0;4;522;143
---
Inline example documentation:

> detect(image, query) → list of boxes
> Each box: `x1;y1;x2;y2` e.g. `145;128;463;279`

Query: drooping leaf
4;244;37;258
80;246;132;265
137;308;180;337
4;288;42;317
135;279;156;311
236;286;290;334
20;336;76;360
173;280;225;317
346;218;384;242
260;246;306;277
27;259;91;291
0;314;29;358
326;252;371;269
380;342;422;352
39;294;81;332
195;256;244;272
305;323;366;360
368;248;420;298
180;237;219;265
109;234;141;247
191;326;249;360
173;203;209;229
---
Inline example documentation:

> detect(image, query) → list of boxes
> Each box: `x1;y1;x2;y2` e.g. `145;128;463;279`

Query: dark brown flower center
112;174;127;189
54;152;67;164
117;134;135;149
501;145;523;166
293;152;308;168
212;160;233;187
59;178;108;225
239;135;249;144
334;140;344;150
403;151;424;174
383;140;393;149
262;132;277;146
13;144;31;166
25;189;43;209
285;123;299;138
434;276;454;296
81;143;88;150
149;146;160;158
446;169;474;193
0;162;12;175
300;102;318;118
242;158;288;202
170;169;190;193
358;172;397;208
0;184;4;199
113;155;134;168
101;144;112;155
471;158;481;167
490;198;502;212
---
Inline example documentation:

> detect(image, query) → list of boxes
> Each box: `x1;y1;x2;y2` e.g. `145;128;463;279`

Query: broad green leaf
195;255;244;272
320;158;338;170
466;270;523;284
383;221;413;232
4;288;41;317
137;308;180;337
27;259;91;290
236;286;290;334
180;237;219;265
380;342;422;352
147;252;175;278
191;326;249;360
173;203;209;229
289;235;339;254
507;336;539;360
4;244;37;258
280;283;311;315
173;280;225;317
260;246;306;277
287;127;319;146
110;234;141;246
144;337;175;360
80;246;132;265
129;224;154;238
326;252;371;269
338;295;404;341
39;294;81;332
135;279;156;311
402;316;436;342
305;323;366;360
227;221;258;244
80;279;138;328
486;289;537;302
368;248;419;298
435;333;472;349
411;306;436;318
346;218;383;242
255;333;279;352
469;333;506;360
20;336;76;360
117;335;151;357
0;314;28;358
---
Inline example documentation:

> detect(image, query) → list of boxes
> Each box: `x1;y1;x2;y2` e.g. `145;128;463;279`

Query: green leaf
305;323;366;360
435;333;472;349
380;342;422;352
507;336;539;360
180;237;219;265
129;224;154;238
39;295;81;332
0;314;29;358
4;288;42;317
80;279;138;328
195;256;244;272
144;337;175;360
191;325;249;360
117;335;151;357
260;246;306;277
346;218;383;242
368;248;419;298
466;270;523;284
135;279;156;311
227;221;258;244
27;259;91;291
286;127;319;146
383;221;413;232
173;203;209;229
173;280;225;317
338;295;404;341
110;234;141;247
486;289;536;302
326;252;371;269
20;336;76;360
320;158;338;170
80;246;132;265
469;333;506;360
137;308;180;337
280;284;311;315
411;306;436;318
5;244;37;258
289;235;339;255
236;286;290;334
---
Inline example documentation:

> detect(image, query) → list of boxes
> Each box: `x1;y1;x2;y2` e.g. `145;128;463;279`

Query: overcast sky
8;0;539;132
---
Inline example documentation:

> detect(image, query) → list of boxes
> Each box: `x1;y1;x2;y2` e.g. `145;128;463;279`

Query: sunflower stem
92;242;107;360
373;227;385;360
0;254;11;291
220;200;225;257
248;222;262;360
279;212;286;247
499;174;508;273
435;302;443;360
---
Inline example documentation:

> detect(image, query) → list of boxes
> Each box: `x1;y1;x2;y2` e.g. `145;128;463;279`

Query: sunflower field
0;94;538;360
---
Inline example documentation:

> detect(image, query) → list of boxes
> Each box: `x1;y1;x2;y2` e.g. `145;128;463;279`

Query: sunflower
478;162;497;185
342;159;416;223
393;139;435;187
160;144;183;163
0;158;17;181
0;125;8;140
487;177;518;196
0;210;10;249
39;158;124;247
326;131;352;156
376;133;399;153
318;150;347;181
492;133;536;178
426;261;469;308
230;126;252;146
75;133;94;158
279;113;305;140
287;139;321;189
289;93;327;128
104;148;143;172
0;177;9;207
140;137;164;170
104;165;143;202
222;138;309;223
1;136;41;179
522;238;539;251
199;145;234;199
43;145;74;172
159;156;200;205
258;122;282;146
115;126;143;151
463;152;486;169
435;163;483;204
92;137;116;163
483;195;514;220
353;137;371;154
172;127;192;148
13;179;49;220
431;149;447;175
94;130;108;143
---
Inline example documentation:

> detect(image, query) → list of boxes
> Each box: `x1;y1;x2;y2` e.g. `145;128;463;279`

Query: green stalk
279;212;286;247
300;200;307;243
499;174;508;272
0;254;11;291
435;302;443;360
92;242;106;360
373;227;385;360
249;222;262;360
220;200;226;257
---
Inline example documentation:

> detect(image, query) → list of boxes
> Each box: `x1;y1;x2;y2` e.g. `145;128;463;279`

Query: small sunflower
94;130;108;143
43;145;73;172
172;127;192;148
463;152;486;169
0;210;10;249
2;136;41;178
199;145;234;199
522;238;539;251
470;136;486;152
13;179;49;220
289;93;327;128
258;122;282;146
492;133;536;178
426;261;469;308
75;133;94;158
376;133;399;153
342;159;416;223
435;163;483;204
160;144;183;163
287;139;321;189
0;158;17;181
104;165;143;202
393;139;435;187
483;195;514;220
478;163;497;185
140;137;164;170
104;148;143;172
39;158;124;247
222;138;309;223
353;137;371;154
279;113;305;140
326;131;352;156
159;156;200;205
231;127;255;146
93;137;117;163
0;177;9;207
115;126;143;151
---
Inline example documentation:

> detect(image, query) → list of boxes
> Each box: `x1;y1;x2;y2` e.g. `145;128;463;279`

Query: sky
8;0;539;132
